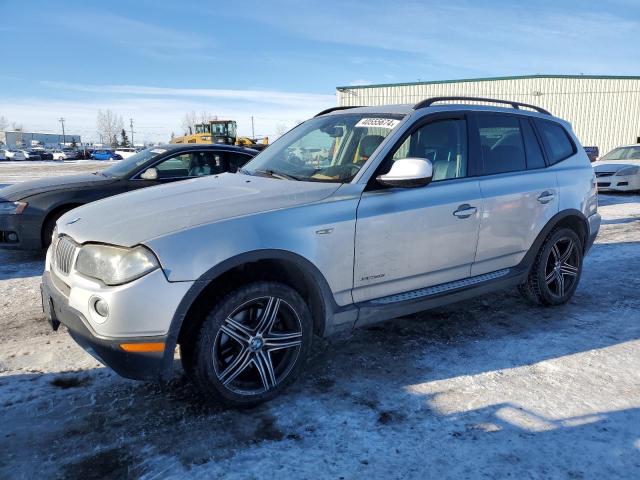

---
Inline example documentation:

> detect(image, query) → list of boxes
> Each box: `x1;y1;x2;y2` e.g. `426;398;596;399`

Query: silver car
41;97;601;406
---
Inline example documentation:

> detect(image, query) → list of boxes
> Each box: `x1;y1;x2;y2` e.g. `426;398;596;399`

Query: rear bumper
585;212;601;254
41;271;168;381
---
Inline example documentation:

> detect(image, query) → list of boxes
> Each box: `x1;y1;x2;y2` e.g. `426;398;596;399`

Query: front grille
598;182;611;188
54;236;78;275
595;172;614;177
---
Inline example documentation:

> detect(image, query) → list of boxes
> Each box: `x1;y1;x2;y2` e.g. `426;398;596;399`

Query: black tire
519;227;583;306
187;281;312;407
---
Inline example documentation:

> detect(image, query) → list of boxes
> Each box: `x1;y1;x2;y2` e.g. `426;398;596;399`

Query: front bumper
596;174;640;192
0;212;42;250
41;270;169;381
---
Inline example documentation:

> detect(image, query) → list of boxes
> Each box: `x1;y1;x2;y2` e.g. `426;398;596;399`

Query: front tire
187;281;313;407
519;227;583;306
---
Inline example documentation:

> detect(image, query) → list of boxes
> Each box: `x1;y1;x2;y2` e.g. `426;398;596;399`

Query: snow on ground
0;163;639;479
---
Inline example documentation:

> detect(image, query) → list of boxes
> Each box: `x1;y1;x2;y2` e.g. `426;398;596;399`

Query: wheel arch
521;209;589;273
161;249;339;380
41;202;84;246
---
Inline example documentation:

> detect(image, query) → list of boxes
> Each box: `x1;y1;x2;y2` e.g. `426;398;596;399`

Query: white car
5;149;26;161
51;150;67;161
115;147;138;159
593;144;640;192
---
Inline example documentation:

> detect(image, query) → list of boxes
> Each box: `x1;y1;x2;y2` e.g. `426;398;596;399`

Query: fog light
93;297;109;317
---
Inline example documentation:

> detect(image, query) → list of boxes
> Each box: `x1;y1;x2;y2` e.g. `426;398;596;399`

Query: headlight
615;166;640;176
0;201;28;214
75;244;159;286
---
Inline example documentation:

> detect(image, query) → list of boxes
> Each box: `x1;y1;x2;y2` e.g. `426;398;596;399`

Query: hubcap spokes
213;296;303;395
545;238;579;297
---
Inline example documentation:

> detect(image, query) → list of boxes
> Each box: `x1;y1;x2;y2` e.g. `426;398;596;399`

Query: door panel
353;177;482;303
473;170;558;274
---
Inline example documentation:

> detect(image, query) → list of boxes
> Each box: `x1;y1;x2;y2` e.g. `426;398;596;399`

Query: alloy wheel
544;236;580;298
212;296;303;395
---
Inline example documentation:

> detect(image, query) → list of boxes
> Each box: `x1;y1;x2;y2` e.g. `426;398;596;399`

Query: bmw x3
41;97;601;406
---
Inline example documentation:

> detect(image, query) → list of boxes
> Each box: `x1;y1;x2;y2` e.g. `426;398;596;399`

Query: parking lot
0;162;639;479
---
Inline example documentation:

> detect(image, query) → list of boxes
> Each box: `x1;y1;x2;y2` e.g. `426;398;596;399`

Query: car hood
57;173;342;247
0;173;114;201
592;159;640;172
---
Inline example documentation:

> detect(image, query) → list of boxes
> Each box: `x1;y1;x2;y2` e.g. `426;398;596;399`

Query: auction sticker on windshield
355;118;400;129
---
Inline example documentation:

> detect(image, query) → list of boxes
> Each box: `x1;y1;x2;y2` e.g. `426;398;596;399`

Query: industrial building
0;130;81;149
336;74;640;155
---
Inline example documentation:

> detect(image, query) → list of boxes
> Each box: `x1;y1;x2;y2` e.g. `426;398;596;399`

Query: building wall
0;131;81;148
336;75;640;155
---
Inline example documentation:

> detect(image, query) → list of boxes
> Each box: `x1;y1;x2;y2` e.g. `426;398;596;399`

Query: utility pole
129;118;134;146
58;117;66;146
251;116;255;139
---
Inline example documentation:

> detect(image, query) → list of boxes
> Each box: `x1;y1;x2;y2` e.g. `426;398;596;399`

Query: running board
368;269;511;305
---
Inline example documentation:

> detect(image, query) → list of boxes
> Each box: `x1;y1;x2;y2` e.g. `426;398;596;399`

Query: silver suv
41;97;601;406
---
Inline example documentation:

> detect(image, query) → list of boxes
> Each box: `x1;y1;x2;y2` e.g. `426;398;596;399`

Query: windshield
101;147;168;177
601;146;640;161
242;113;404;183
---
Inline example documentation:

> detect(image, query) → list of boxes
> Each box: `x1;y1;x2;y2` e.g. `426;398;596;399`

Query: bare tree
11;122;24;131
181;111;216;134
0;115;8;131
275;123;289;138
96;110;124;148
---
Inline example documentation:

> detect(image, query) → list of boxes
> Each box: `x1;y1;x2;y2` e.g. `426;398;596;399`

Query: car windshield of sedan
601;146;640;161
101;148;167;177
242;113;405;183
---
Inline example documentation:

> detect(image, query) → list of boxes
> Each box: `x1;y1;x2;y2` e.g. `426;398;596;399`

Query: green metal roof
336;74;640;91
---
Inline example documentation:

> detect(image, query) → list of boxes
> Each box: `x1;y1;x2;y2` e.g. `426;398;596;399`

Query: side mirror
376;158;433;188
140;167;158;180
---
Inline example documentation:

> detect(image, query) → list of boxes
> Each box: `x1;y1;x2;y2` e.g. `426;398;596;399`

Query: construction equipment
171;120;269;150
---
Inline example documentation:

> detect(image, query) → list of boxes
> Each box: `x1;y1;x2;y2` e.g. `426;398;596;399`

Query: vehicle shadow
598;192;640;206
0;249;45;281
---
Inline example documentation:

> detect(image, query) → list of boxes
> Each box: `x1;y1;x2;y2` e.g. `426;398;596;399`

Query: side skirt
354;268;527;329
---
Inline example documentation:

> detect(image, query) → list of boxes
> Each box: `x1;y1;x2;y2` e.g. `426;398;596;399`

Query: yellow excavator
171;119;269;150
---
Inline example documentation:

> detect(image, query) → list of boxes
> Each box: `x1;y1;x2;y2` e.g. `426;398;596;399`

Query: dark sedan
0;144;258;250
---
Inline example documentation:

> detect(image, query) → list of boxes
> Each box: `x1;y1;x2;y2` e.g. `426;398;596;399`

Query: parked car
0;149;7;161
37;150;54;160
115;147;139;159
40;97;601;407
592;144;640;192
0;144;257;250
51;150;68;161
583;146;599;162
5;149;26;161
23;149;42;161
91;149;122;160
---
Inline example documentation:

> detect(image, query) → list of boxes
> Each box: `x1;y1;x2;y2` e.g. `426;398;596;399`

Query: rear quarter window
535;119;576;165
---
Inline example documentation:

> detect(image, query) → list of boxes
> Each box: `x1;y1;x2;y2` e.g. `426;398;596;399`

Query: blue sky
1;0;639;142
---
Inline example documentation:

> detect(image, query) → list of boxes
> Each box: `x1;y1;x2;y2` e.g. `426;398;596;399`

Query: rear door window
477;114;526;175
534;119;576;164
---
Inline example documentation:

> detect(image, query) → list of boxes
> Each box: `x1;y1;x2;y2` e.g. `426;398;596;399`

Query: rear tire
187;281;312;407
519;227;583;306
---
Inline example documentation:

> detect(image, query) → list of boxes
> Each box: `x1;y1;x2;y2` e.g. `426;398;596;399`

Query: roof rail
413;96;551;115
314;106;362;117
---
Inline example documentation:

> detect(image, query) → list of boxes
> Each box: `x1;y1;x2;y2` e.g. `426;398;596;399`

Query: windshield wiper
253;169;300;181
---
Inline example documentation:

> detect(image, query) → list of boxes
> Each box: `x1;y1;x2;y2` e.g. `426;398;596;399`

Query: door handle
453;204;477;219
537;191;555;204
